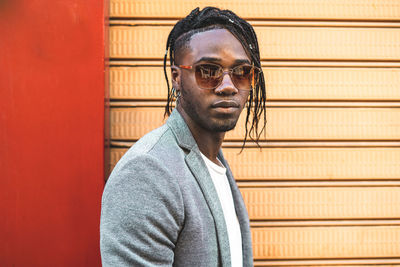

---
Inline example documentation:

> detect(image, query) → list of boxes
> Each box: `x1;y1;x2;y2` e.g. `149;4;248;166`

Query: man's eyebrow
195;57;221;63
195;57;251;65
234;59;251;65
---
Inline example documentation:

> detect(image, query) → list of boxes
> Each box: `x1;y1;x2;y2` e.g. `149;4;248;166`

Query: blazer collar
166;109;197;151
166;109;232;266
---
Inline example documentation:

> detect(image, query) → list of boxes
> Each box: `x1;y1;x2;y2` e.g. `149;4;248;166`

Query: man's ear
171;66;180;90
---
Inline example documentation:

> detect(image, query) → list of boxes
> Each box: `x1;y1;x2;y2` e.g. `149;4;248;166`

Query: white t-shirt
200;153;243;267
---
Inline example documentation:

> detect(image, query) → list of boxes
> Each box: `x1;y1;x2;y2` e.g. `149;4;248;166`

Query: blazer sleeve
100;153;184;266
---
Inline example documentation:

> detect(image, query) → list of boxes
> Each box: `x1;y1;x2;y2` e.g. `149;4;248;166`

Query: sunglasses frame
176;63;261;91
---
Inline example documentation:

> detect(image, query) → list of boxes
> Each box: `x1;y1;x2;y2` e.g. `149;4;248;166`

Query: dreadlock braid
164;7;266;147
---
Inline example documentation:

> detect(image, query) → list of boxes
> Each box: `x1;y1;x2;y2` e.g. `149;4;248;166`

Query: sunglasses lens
195;64;222;89
231;65;254;90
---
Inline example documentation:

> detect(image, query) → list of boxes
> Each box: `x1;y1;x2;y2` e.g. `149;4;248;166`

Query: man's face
173;28;251;134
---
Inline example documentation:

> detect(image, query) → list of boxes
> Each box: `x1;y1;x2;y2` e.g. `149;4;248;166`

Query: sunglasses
177;63;261;91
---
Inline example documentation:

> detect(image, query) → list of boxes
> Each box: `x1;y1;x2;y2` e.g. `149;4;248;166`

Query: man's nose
214;72;238;95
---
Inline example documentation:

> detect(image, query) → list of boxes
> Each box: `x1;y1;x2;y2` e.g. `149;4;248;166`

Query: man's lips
211;100;240;109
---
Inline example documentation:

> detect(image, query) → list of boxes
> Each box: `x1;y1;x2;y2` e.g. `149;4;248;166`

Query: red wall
0;0;105;266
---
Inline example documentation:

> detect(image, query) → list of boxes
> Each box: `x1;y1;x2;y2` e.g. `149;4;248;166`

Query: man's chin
209;120;238;133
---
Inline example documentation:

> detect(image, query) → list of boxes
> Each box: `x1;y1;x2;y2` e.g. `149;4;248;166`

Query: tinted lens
194;64;223;89
231;65;254;90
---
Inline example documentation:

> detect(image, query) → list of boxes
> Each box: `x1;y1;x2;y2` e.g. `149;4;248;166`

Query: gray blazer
100;109;253;266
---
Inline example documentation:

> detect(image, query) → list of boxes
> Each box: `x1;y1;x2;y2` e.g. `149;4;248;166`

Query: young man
100;7;266;267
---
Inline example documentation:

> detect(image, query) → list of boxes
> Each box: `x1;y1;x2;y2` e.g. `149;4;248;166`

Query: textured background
107;0;400;265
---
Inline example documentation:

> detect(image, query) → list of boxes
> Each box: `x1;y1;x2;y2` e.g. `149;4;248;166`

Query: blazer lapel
167;109;231;266
185;151;231;267
218;150;254;267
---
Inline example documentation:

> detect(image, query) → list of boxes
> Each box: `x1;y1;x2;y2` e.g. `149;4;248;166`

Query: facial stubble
179;79;241;133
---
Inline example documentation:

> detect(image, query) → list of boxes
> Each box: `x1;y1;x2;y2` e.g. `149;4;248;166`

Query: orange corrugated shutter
108;0;400;265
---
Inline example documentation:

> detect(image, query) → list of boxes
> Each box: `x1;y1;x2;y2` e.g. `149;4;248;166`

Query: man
100;7;266;267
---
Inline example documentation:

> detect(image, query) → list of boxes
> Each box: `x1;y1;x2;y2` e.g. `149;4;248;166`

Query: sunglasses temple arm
178;65;193;70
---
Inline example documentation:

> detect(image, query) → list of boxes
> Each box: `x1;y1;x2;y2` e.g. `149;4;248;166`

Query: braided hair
163;7;266;147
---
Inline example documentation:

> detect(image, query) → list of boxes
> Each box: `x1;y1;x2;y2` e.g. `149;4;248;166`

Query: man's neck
196;133;224;166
